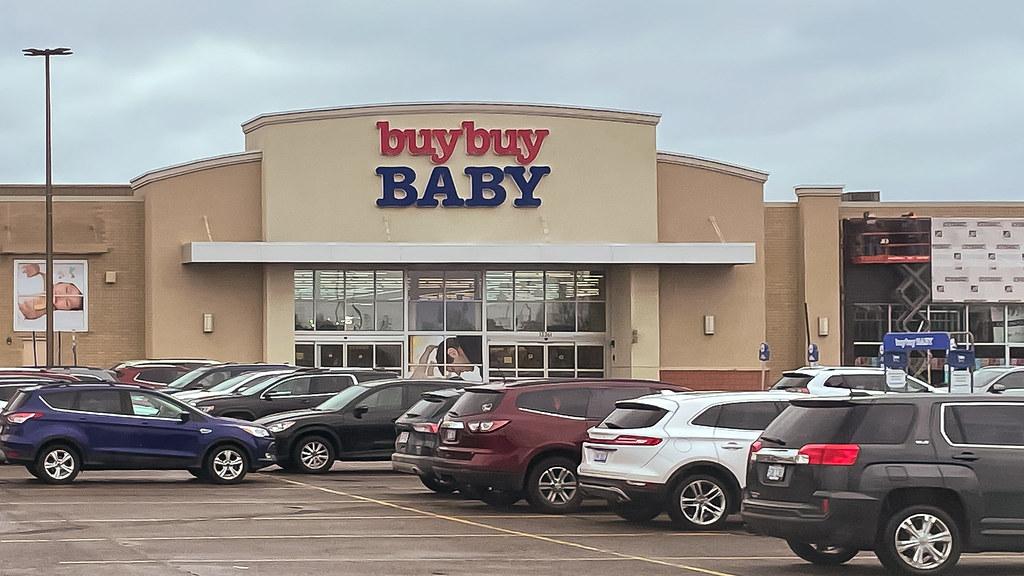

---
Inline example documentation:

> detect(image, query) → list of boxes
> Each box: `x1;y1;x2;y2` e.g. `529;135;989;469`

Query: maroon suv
434;378;690;513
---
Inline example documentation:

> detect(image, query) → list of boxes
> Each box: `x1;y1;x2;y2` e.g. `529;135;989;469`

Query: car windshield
315;385;370;411
165;367;213;390
975;368;1012;389
209;372;283;394
206;373;254;393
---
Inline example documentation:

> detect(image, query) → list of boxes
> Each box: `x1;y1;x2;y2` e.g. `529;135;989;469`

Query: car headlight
199;405;216;413
266;421;295;433
238;425;271;438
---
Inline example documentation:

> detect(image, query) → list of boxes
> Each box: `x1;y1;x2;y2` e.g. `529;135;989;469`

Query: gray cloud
3;0;1023;200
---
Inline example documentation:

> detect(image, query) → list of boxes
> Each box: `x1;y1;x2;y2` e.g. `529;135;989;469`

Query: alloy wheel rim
213;449;244;480
537;466;577;505
43;449;75;480
895;513;953;570
680;480;726;525
300;440;330;470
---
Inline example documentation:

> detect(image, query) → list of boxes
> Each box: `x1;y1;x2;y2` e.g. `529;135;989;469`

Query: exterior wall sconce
202;313;214;334
704;315;715;335
818;316;829;337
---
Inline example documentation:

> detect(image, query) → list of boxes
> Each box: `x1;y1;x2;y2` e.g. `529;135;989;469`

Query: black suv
392;387;465;493
743;394;1024;575
257;379;452;473
191;368;396;421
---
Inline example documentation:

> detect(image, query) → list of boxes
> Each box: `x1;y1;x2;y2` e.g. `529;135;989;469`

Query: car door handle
952;451;979;462
721;442;745;450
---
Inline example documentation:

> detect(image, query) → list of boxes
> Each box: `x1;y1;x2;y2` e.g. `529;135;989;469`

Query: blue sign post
807;344;819;366
882;350;910;370
759;342;770;390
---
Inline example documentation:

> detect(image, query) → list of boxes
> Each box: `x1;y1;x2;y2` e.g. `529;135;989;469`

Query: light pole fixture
23;47;72;368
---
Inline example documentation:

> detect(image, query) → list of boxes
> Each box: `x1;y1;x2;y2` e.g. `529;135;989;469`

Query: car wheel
293;435;334;474
876;505;961;576
610;502;663;522
419;474;457;494
479;487;522;509
787;541;858;565
524;456;583;514
203;445;248;484
667;474;731;530
35;445;80;485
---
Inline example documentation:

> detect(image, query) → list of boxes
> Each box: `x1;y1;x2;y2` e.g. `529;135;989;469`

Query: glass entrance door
487;342;604;380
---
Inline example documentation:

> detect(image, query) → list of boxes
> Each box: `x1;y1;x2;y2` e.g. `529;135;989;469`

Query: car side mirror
353;405;369;418
992;383;1006;394
178;411;191;423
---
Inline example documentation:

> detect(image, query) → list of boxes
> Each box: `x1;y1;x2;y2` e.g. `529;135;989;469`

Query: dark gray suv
743;395;1024;576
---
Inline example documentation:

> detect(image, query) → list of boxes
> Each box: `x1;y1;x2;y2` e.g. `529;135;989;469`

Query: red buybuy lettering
377;121;549;164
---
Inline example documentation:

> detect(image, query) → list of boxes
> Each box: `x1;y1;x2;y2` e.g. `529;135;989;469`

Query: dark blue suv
0;383;275;484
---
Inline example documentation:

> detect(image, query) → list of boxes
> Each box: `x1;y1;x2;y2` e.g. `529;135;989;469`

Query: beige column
796;186;843;365
606;265;661;379
263;264;295;363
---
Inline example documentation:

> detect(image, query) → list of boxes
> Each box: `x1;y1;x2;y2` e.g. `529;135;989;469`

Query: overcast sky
3;1;1023;201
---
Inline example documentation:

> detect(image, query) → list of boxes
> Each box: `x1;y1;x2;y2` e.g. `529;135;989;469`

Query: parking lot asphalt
0;463;1022;576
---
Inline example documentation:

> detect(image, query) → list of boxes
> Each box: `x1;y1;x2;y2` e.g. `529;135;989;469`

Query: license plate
593;450;609;463
444;429;457;442
766;464;786;482
397;431;409;444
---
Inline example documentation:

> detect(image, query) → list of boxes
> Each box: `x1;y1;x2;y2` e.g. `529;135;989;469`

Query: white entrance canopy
182;242;756;265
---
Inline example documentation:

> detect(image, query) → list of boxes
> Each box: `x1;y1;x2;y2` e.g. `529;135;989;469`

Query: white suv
771;366;935;396
578;391;792;529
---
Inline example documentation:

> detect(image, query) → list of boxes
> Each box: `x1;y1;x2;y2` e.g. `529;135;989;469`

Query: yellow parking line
273;476;739;576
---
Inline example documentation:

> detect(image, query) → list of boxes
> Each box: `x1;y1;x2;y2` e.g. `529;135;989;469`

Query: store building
3;102;1023;388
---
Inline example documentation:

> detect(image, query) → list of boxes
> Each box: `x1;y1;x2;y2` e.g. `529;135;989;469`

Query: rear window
599;403;668;429
403;397;447;420
771;373;813;391
763;403;915;447
516;388;590;418
5;391;30;412
450;390;504;417
0;386;25;402
135;367;183;384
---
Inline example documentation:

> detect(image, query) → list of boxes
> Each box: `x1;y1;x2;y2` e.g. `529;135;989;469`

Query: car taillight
749;439;764;461
6;412;43;425
798;444;860;466
588;435;663;446
784;387;810;394
466;420;509;433
412;422;439;434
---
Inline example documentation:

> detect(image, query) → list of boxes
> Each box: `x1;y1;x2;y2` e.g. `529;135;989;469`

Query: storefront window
851;304;887;343
1008;305;1024;343
484;269;605;333
295;270;405;332
294;344;315;367
969;305;1004;343
294;271;314;331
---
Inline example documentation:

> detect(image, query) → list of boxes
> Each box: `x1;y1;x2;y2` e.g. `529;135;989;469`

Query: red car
433;378;690;514
112;359;218;389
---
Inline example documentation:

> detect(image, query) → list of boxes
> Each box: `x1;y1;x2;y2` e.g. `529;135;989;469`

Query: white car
175;370;294;403
578;391;793;529
771;366;935;396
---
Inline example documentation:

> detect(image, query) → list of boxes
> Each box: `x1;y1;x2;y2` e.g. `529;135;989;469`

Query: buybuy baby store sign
374;121;551;208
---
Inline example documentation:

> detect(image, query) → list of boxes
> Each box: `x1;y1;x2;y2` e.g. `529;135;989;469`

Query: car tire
787;541;858;565
419;474;457;494
876;505;961;576
610;502;663;523
524;456;583;514
479;487;522;509
203;445;249;484
25;463;43;479
292;435;335;474
459;484;483;499
34;444;80;485
667;474;731;530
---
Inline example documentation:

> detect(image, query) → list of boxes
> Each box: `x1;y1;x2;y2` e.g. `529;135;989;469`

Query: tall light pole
23;47;72;368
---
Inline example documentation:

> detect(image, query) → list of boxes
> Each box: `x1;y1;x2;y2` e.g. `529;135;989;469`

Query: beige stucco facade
5;102;1024;388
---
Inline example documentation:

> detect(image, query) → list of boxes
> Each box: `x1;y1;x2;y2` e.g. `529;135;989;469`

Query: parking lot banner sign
947;350;976;370
882;332;951;352
949;369;973;394
882;350;910;370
